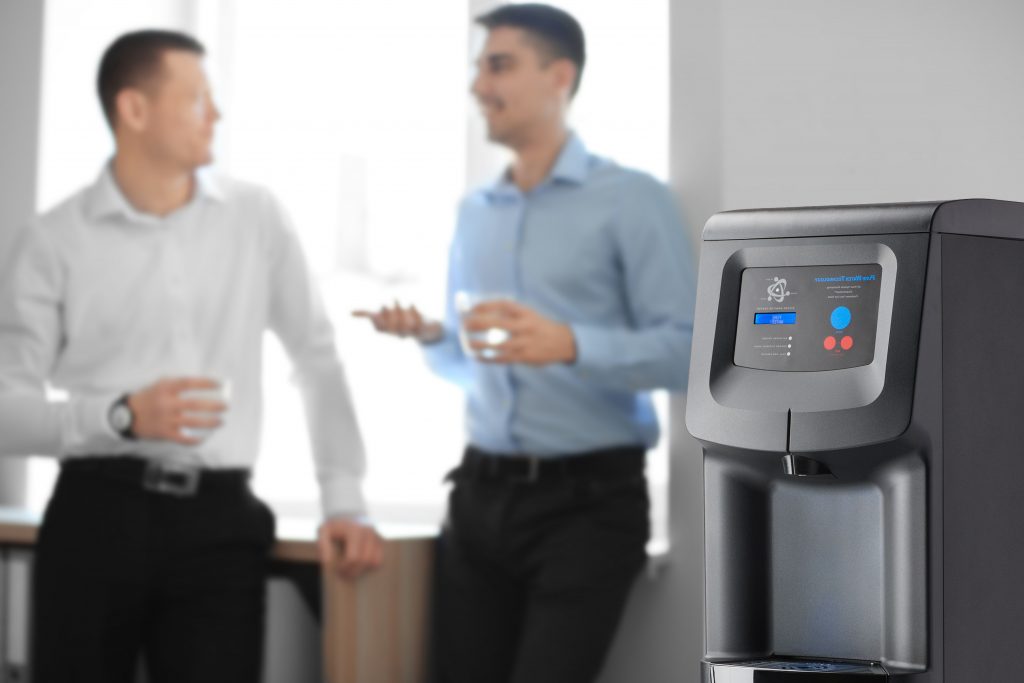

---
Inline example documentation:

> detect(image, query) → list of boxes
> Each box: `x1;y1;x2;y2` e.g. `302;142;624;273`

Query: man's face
471;27;571;147
132;50;220;170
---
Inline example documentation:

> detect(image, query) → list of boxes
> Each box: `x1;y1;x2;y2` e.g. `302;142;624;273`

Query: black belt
62;456;251;498
460;445;645;484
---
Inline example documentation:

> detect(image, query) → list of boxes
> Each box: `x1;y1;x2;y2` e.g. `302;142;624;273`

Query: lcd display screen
754;312;797;325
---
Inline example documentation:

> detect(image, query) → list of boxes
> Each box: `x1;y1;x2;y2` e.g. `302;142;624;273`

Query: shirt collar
485;132;590;201
86;162;225;223
195;168;226;203
547;132;589;185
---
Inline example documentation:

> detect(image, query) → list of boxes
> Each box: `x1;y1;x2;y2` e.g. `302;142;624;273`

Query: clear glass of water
180;377;232;442
455;291;514;360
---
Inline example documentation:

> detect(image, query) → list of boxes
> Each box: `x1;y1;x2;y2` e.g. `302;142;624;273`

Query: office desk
0;507;436;683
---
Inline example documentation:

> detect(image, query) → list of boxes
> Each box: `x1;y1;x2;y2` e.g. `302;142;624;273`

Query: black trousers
433;446;650;683
31;458;276;683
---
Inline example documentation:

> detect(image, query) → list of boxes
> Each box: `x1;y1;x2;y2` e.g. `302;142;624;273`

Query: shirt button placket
165;220;196;370
504;199;525;451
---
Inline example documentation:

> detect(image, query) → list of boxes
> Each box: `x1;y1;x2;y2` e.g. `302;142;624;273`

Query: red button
841;336;854;350
824;336;837;351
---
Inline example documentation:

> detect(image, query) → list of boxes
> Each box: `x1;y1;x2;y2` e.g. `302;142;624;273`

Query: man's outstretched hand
353;302;443;343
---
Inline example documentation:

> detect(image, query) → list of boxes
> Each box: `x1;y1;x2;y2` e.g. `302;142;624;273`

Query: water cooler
685;200;1024;681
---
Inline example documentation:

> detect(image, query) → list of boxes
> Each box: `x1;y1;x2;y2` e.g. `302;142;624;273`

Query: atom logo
767;277;790;303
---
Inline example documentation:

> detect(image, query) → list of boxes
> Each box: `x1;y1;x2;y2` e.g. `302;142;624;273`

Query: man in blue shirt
356;4;695;682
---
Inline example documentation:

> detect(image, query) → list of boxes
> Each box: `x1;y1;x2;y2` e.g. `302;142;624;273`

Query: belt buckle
509;457;541;484
143;461;201;497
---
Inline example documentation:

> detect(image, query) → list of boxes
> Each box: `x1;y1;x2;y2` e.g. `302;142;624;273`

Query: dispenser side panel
941;234;1024;680
704;453;773;660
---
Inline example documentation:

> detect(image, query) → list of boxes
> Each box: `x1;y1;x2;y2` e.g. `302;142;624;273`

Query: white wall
720;0;1024;210
0;2;43;256
599;1;1024;682
0;0;46;506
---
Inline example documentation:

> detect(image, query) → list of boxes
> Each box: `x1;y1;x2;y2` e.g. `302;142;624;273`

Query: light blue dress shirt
423;134;697;456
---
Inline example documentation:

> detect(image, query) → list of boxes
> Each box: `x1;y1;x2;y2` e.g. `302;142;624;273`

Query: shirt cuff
319;474;368;519
74;391;123;446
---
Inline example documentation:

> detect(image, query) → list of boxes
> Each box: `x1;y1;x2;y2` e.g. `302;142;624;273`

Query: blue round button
830;306;852;330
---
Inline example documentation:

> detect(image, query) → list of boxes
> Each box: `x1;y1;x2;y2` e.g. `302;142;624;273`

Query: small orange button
841;336;854;350
824;336;837;351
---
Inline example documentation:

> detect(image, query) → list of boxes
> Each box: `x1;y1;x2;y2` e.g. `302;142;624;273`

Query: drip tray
704;658;890;681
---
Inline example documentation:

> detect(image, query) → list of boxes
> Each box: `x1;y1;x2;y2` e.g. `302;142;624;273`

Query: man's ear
114;88;149;133
550;58;578;100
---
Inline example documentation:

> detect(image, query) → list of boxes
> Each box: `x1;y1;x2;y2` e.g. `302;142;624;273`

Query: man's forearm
0;391;118;457
290;353;369;517
570;323;693;392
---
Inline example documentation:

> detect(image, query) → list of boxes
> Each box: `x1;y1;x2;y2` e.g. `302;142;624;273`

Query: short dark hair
97;29;205;129
475;3;586;97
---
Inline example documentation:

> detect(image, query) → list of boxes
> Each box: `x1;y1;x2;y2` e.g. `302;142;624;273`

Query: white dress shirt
0;165;366;517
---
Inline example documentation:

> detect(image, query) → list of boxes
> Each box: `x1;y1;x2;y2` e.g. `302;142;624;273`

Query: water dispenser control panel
734;263;882;371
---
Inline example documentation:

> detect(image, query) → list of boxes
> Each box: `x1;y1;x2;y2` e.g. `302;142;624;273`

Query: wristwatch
108;394;136;440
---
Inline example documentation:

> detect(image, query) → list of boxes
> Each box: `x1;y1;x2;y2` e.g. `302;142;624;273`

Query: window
192;0;471;522
30;0;671;543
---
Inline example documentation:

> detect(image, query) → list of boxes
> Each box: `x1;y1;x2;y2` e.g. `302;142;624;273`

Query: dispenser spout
782;453;835;477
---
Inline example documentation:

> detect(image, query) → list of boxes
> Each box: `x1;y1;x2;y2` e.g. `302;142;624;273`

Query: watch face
110;403;132;432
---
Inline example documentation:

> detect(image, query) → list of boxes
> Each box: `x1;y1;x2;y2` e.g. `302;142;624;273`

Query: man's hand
318;516;385;580
127;377;227;445
465;300;577;365
352;302;443;343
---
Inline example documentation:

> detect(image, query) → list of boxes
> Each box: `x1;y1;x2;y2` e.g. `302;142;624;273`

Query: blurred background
17;0;673;532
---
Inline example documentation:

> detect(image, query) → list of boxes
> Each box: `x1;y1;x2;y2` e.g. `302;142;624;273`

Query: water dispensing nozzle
782;453;835;477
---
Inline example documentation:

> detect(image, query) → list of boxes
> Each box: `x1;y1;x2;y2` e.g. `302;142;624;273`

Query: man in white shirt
0;30;382;683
